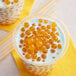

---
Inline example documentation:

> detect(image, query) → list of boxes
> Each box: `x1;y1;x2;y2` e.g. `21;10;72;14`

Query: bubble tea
0;0;24;25
15;18;66;76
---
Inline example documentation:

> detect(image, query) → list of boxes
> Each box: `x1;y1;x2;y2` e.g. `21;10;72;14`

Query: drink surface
16;18;65;63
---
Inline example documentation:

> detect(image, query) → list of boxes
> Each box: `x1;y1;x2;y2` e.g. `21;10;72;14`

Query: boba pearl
31;54;37;59
38;19;43;23
50;49;55;53
51;22;57;27
19;45;22;48
25;30;31;35
52;56;55;59
21;27;25;32
43;49;48;53
42;60;45;62
24;22;29;28
22;48;26;52
47;25;51;29
32;23;36;26
30;26;35;31
23;52;25;55
41;54;46;59
20;33;25;38
49;39;53;44
51;44;57;49
52;28;56;32
41;26;46;30
44;20;48;24
20;39;23;44
57;40;60;43
56;32;59;36
25;54;31;59
37;57;41;61
38;24;42;26
58;44;62;49
5;0;10;5
14;0;18;3
45;29;50;34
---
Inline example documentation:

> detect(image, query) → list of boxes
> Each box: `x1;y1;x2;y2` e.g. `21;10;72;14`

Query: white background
0;0;76;76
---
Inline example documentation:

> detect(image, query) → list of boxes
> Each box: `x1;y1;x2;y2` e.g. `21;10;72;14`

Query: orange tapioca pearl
32;59;35;61
52;28;56;32
37;57;41;61
57;40;60;43
46;35;50;39
19;45;22;48
24;22;29;28
11;2;14;4
50;32;55;37
38;19;43;23
23;52;25;55
44;20;48;24
25;30;31;35
21;27;25;32
31;54;37;59
38;23;42;26
52;36;58;41
49;39;53;44
32;23;36;26
29;45;35;51
2;0;5;2
41;54;46;59
51;22;57;27
43;49;48;53
40;46;46;52
41;26;46;30
27;49;33;54
5;0;10;5
30;26;35;31
47;25;51;29
42;59;45;62
58;44;62;49
28;38;33;44
45;29;50;34
20;39;23;44
41;31;47;37
37;27;40;31
56;32;59;36
50;49;55;53
45;43;50;49
36;41;42;48
51;44;57;49
20;33;25;38
25;54;31;59
23;38;27;44
22;48;26;52
52;56;55;59
14;0;18;3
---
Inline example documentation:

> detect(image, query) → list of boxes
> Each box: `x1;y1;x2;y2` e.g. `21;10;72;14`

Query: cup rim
13;14;69;66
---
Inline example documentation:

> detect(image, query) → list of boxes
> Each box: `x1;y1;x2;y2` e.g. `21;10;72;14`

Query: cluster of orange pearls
2;0;19;5
19;19;62;62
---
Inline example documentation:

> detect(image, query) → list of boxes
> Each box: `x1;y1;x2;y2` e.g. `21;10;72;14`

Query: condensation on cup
0;0;24;25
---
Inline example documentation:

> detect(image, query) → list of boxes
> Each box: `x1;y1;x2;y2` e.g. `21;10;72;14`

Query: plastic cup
13;14;69;76
0;0;24;25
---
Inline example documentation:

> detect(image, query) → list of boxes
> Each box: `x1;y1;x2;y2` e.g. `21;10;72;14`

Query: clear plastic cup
13;14;69;76
0;0;24;25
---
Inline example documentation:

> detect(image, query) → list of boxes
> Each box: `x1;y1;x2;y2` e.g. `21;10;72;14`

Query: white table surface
0;0;76;76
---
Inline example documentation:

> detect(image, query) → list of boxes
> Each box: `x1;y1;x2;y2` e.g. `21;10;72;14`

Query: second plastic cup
0;0;24;25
